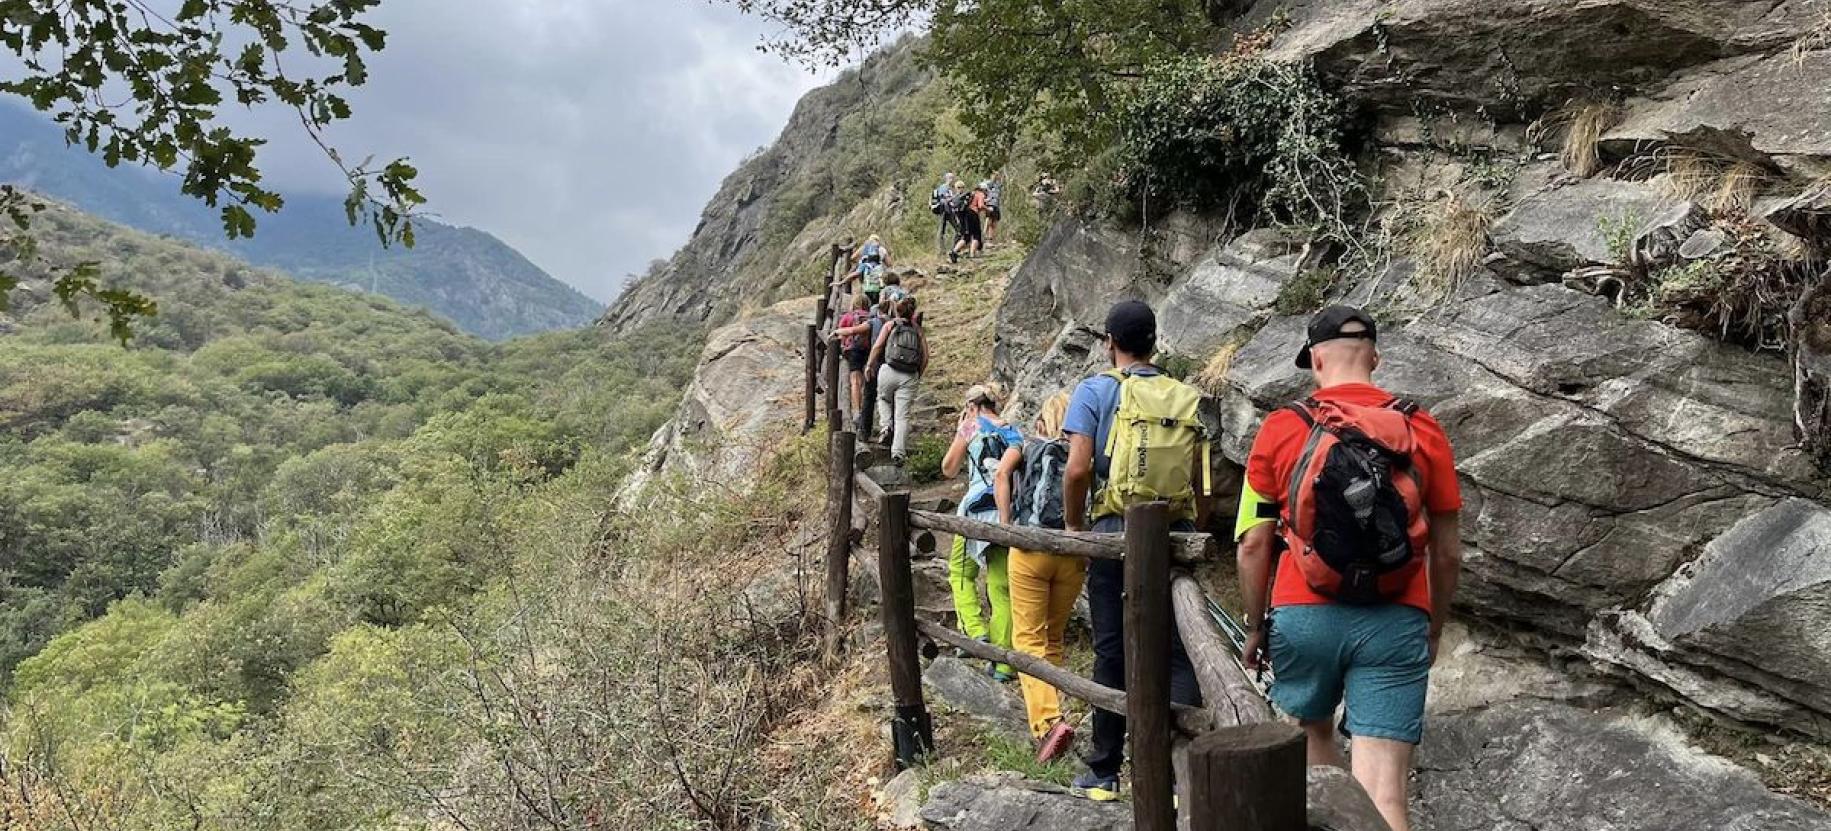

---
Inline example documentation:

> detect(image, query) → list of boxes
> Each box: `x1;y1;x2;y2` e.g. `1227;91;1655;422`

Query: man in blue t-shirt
1061;299;1204;802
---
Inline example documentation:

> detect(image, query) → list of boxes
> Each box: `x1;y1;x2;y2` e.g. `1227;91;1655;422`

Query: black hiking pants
1084;514;1203;780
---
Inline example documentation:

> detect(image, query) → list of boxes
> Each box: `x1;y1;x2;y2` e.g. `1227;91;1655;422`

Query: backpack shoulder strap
1386;397;1420;417
1283;398;1320;428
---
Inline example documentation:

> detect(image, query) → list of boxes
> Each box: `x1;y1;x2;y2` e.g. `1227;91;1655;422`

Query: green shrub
905;434;950;484
1116;56;1361;226
1275;267;1343;315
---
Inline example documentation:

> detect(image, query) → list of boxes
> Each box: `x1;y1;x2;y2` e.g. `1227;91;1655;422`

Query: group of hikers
912;299;1461;831
831;246;923;463
924;170;1068;263
930;172;1003;263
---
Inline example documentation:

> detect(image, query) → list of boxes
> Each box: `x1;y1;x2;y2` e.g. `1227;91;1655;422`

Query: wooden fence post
824;334;843;432
878;492;933;769
824;429;857;656
1125;502;1174;831
1187;722;1306;831
803;324;818;434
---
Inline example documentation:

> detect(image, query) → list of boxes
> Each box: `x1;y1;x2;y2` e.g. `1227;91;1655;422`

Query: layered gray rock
923;656;1027;738
1414;701;1831;831
1588;499;1831;735
1490;177;1670;278
920;774;1131;831
619;297;811;503
1256;0;1822;114
1604;51;1831;176
1199;265;1820;722
1157;228;1305;358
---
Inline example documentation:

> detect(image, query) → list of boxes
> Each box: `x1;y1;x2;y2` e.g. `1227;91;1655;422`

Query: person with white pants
865;296;928;464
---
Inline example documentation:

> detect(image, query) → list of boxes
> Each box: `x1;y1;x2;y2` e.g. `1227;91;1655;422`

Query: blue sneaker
1070;771;1121;802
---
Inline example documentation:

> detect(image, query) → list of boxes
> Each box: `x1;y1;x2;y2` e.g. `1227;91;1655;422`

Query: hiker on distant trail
1063;299;1209;803
844;234;891;305
834;293;876;427
951;182;985;263
941;384;1023;682
1234;305;1463;831
880;271;909;304
933;174;960;254
982;173;1004;245
1031;173;1060;209
855;297;892;436
942;178;971;263
994;390;1081;763
865;296;927;464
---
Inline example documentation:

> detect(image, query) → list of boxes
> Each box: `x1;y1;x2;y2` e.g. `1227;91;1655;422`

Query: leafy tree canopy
727;0;1212;162
0;0;421;339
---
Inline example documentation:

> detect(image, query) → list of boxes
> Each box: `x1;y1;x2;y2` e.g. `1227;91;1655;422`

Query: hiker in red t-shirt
1234;306;1463;831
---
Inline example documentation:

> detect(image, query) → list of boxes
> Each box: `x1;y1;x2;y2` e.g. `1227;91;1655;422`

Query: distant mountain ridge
0;103;602;340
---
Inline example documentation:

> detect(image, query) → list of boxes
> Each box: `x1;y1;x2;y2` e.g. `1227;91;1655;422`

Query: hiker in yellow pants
1007;547;1085;739
995;391;1083;762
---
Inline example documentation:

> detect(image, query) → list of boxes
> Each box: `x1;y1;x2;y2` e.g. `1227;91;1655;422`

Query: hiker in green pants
946;533;1012;679
941;384;1021;681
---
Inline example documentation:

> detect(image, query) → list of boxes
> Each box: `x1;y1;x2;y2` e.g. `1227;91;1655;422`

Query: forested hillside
0;104;604;340
0;202;724;827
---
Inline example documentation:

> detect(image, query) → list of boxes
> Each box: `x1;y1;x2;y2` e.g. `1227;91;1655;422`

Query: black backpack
1011;437;1070;529
884;321;924;373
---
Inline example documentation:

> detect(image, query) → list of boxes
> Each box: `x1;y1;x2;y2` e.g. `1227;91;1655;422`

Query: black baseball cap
1295;305;1378;369
1103;300;1156;353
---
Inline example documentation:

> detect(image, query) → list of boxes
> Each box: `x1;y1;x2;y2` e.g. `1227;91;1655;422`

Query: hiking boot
1070;771;1121;802
1036;722;1075;765
948;249;959;264
891;454;907;467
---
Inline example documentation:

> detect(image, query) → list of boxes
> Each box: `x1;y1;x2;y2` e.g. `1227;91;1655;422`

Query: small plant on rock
1274;267;1343;315
1598;210;1643;263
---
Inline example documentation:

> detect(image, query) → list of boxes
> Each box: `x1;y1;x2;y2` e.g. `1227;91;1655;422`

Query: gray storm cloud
243;0;829;302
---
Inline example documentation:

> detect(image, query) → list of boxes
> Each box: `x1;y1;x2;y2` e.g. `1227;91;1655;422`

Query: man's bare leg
1301;719;1346;768
1350;736;1414;831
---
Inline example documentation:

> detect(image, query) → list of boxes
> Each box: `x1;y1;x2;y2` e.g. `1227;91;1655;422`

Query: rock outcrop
920;774;1132;831
1415;701;1830;831
620;297;811;500
1257;0;1822;115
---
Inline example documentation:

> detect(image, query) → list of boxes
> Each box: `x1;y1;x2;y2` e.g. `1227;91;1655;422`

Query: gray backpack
885;321;924;373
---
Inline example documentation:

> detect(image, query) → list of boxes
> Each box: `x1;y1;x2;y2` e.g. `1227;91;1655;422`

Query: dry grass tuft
1193;339;1243;394
1411;190;1493;300
1558;102;1620;178
1652;148;1775;213
1712;161;1770;213
1793;0;1831;65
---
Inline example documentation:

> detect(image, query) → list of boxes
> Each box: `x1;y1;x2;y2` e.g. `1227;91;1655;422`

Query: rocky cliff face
984;0;1831;740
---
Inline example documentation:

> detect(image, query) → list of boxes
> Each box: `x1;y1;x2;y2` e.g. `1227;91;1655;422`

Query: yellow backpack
1095;368;1211;521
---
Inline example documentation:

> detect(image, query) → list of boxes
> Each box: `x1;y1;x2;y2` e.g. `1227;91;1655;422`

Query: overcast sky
249;1;833;302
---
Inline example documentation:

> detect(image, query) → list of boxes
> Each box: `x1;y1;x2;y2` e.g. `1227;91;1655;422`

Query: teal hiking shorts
1267;603;1431;744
